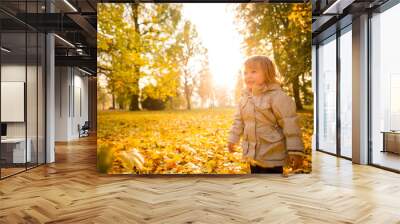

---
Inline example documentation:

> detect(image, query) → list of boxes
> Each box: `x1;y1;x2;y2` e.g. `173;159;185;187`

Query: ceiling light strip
1;47;11;53
63;0;78;12
54;34;75;48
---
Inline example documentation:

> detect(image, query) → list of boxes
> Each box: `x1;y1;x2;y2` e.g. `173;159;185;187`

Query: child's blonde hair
244;55;281;85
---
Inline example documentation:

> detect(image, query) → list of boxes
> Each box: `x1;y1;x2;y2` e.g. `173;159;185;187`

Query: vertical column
46;0;55;163
352;14;369;164
336;30;341;157
312;45;317;151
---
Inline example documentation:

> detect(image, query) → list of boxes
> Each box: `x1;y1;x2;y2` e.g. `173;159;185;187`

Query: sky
181;3;245;92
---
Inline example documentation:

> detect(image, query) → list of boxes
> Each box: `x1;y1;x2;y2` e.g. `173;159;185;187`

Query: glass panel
26;0;39;169
371;3;400;171
340;28;352;158
1;30;27;177
318;36;337;154
0;0;46;178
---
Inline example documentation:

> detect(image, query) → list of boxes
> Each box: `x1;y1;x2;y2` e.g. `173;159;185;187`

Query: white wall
1;65;27;138
1;63;45;164
71;72;89;138
55;67;89;141
55;66;70;141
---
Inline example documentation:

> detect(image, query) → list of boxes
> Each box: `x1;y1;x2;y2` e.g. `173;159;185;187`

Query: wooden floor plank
0;136;399;223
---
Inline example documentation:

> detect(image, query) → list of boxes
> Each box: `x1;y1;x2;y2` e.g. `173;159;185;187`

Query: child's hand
228;142;235;153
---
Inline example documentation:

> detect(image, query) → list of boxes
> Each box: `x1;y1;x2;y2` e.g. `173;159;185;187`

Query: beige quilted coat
228;83;305;168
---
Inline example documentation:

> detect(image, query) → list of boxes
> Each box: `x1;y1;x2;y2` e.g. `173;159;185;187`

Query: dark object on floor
1;123;7;137
79;121;90;138
381;131;400;154
250;165;283;174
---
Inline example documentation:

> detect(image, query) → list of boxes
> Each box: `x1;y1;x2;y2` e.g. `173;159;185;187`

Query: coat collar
243;83;281;97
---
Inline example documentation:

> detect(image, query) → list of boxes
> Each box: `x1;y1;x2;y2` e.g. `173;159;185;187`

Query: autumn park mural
97;3;312;175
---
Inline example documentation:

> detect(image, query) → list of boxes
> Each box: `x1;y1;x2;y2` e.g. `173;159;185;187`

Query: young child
227;55;305;174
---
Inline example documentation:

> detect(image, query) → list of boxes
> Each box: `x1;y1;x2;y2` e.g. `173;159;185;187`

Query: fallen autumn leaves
97;108;312;175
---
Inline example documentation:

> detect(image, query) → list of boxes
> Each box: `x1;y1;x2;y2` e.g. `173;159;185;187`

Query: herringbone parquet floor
1;136;400;224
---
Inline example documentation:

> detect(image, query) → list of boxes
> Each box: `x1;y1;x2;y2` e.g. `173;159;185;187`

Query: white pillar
352;14;369;164
46;33;55;163
45;0;55;163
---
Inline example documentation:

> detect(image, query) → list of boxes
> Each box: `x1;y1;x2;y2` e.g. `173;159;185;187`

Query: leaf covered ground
97;108;312;174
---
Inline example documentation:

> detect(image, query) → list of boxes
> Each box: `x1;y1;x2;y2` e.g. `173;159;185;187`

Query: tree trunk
111;93;115;110
184;82;191;110
129;78;140;111
118;98;125;110
183;72;192;110
129;4;141;111
185;92;191;110
129;93;140;111
292;76;303;110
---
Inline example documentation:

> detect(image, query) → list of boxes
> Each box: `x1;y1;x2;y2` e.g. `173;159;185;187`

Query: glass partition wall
315;0;400;172
339;26;352;159
370;3;400;171
316;25;353;159
317;35;337;155
0;1;46;179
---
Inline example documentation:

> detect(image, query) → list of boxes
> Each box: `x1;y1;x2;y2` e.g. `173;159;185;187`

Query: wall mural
97;3;312;175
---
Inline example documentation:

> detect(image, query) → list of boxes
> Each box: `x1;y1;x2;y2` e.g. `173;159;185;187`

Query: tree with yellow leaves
198;56;214;108
175;21;208;110
235;3;312;110
98;3;184;110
